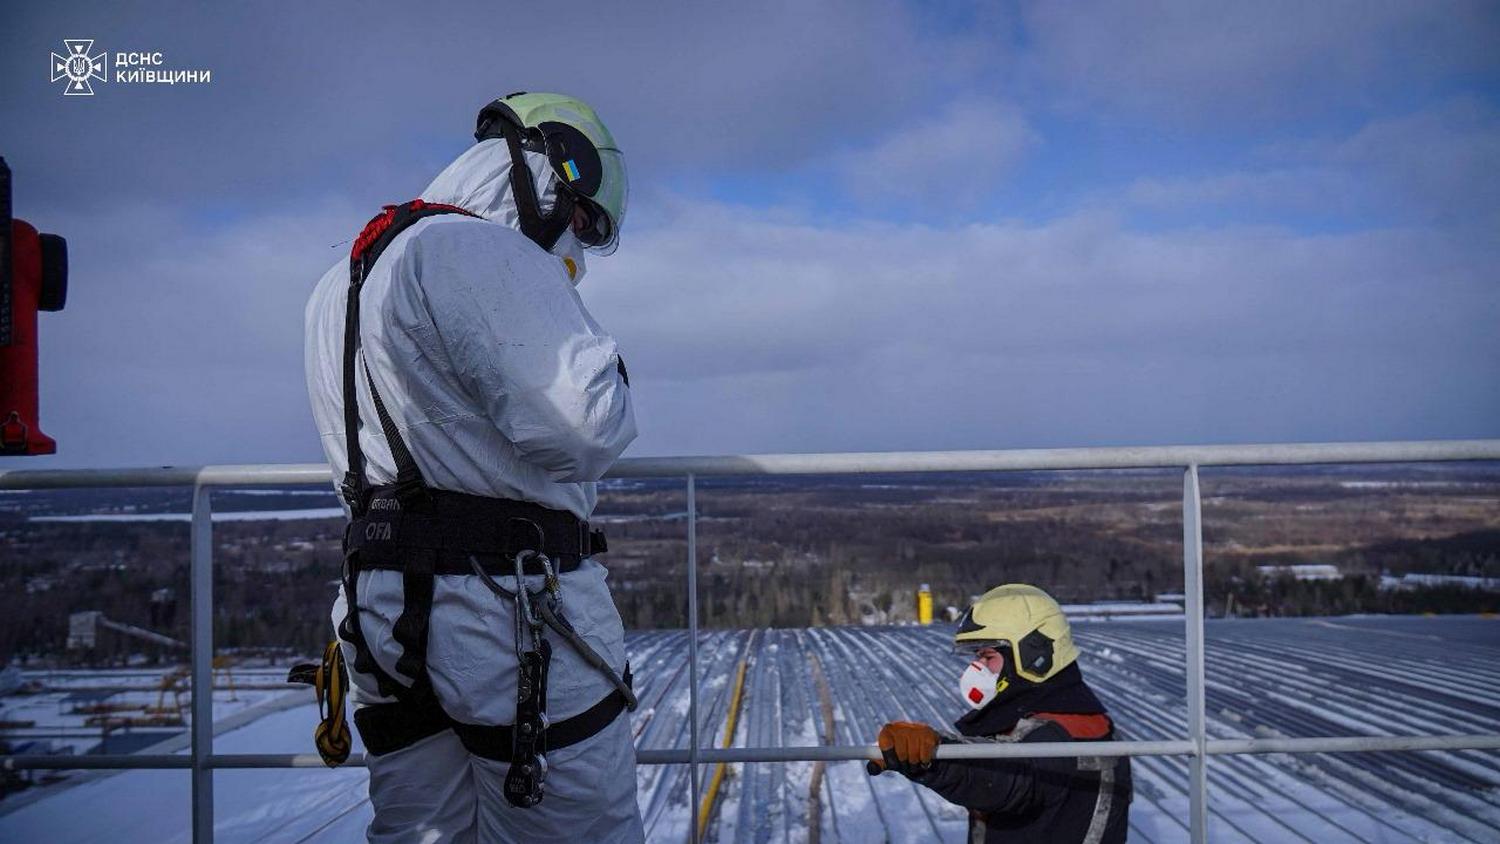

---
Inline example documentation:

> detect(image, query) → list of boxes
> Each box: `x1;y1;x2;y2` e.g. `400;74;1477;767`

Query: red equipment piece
1;156;68;456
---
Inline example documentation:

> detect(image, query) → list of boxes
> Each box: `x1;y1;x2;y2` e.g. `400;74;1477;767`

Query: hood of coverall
419;138;587;283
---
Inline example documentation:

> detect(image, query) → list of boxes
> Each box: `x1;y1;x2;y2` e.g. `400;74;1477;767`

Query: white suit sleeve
416;225;637;482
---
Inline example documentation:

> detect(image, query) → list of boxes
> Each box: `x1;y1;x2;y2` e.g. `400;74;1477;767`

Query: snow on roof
1060;601;1187;620
1381;573;1500;592
1256;564;1344;581
4;617;1499;842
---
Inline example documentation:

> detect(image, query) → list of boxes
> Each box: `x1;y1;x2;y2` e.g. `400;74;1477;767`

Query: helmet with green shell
474;91;627;254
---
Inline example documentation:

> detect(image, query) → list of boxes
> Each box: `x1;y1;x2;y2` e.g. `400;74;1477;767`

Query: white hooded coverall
304;139;643;843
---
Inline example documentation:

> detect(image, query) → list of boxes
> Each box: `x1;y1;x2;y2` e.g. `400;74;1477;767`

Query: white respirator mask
959;659;1009;710
550;230;588;286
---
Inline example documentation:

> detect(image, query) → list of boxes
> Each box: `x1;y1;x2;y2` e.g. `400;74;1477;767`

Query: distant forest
2;466;1498;663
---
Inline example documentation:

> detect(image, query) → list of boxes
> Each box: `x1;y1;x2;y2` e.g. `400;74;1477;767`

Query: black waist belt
354;678;632;759
339;484;609;705
346;486;608;575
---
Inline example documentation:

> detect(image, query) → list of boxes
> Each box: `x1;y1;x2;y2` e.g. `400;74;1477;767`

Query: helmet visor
584;146;626;255
572;197;614;249
953;638;1009;656
956;640;1009;675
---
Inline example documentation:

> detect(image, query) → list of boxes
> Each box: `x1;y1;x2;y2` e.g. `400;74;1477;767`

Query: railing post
1182;465;1207;843
685;474;701;843
189;482;214;842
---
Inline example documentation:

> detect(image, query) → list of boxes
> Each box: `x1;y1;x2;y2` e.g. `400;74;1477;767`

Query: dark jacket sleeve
907;750;1040;815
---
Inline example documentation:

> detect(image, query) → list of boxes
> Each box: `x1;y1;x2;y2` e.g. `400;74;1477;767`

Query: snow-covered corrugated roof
3;616;1499;842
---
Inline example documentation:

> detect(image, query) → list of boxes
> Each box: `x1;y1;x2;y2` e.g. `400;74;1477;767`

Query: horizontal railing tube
0;464;332;489
2;754;194;770
13;732;1500;772
1206;734;1500;755
609;440;1500;478
3;436;1500;843
636;740;1200;765
209;753;348;768
4;440;1499;490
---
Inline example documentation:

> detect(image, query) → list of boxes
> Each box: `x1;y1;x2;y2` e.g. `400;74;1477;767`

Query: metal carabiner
536;552;561;599
511;549;533;609
512;549;549;655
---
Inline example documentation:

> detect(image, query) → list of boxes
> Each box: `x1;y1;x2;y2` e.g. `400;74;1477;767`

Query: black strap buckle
340;472;367;516
389;477;434;513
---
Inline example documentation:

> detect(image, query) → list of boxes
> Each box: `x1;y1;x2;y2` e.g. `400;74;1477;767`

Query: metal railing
4;438;1500;843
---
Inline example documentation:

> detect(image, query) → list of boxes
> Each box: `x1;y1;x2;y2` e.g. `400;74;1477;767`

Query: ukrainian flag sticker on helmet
562;159;581;181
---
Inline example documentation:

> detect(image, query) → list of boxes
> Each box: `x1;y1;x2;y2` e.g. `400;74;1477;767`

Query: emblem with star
51;39;107;96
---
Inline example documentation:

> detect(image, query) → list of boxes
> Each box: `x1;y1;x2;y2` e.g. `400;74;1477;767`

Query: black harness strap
337;200;479;704
346;487;608;567
355;669;633;759
365;366;426;505
477;105;575;252
390;547;438;692
341;200;479;516
339;541;406;701
339;263;367;511
351;689;451;756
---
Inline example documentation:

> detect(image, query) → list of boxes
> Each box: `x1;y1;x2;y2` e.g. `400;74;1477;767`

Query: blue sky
2;1;1497;468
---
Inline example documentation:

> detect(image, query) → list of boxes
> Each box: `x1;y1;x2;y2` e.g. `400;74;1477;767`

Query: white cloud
3;0;958;207
33;197;363;467
22;187;1499;469
1315;98;1500;221
1122;169;1352;212
9;3;1498;469
1017;0;1500;120
588;199;1499;454
838;100;1039;208
1113;99;1500;225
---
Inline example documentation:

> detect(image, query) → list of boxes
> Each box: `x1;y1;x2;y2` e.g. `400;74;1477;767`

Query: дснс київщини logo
50;39;107;96
48;41;212;95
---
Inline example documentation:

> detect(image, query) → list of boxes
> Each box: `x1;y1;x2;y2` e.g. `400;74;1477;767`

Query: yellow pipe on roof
697;646;751;842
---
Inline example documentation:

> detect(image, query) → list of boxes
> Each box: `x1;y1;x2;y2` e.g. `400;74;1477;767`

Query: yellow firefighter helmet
953;583;1080;683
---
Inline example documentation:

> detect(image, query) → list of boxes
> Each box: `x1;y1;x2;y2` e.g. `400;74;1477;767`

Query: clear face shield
542;133;625;256
955;639;1010;672
570;197;613;250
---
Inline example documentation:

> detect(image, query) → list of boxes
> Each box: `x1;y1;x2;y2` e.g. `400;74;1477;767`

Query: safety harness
323;199;636;806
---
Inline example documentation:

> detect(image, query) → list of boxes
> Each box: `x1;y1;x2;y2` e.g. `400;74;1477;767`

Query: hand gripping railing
3;438;1500;843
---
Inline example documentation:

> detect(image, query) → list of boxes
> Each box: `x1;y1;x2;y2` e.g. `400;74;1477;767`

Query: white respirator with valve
959;659;1009;710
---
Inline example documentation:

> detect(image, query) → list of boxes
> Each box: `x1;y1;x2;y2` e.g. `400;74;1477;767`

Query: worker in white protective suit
303;92;643;843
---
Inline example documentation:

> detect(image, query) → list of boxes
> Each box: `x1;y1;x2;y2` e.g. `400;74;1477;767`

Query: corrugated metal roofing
3;616;1498;842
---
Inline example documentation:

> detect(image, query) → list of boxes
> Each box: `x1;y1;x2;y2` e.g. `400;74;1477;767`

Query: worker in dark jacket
872;583;1132;843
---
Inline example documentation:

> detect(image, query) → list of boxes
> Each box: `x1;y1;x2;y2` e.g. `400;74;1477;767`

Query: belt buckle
507;517;546;560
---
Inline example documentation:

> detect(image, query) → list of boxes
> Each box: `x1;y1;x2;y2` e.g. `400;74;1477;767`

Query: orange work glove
870;721;940;775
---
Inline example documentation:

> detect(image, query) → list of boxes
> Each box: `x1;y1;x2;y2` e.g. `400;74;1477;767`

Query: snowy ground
3;616;1499;843
1;667;295;757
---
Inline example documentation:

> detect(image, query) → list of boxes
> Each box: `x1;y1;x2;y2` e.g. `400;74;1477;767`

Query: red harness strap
352;200;477;265
1034;711;1114;740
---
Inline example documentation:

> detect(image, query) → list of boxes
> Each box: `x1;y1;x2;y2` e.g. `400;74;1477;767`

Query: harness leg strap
339;545;405;701
391;548;437;691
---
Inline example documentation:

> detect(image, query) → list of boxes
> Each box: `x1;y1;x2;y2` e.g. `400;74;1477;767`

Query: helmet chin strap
476;107;575;251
